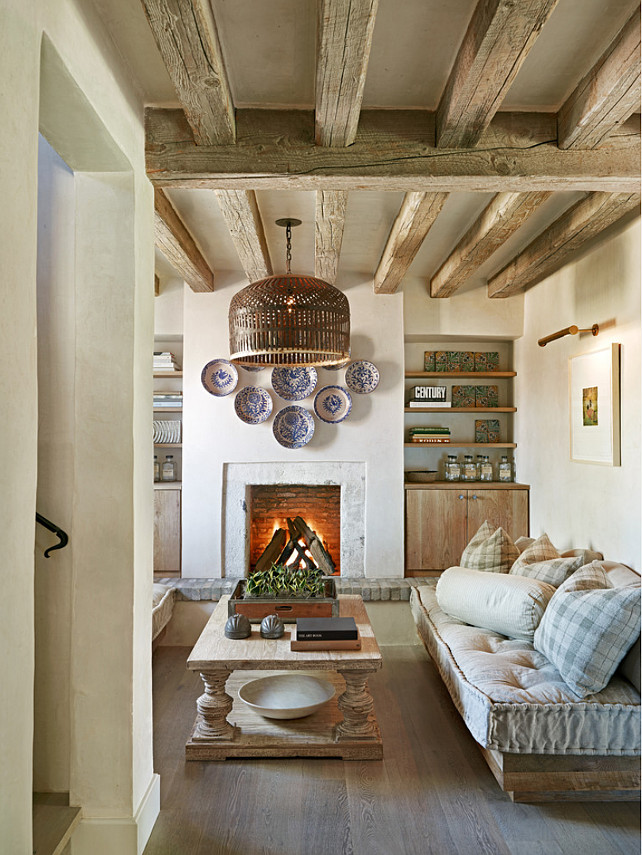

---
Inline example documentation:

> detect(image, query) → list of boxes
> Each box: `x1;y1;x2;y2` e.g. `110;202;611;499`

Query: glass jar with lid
444;454;461;481
479;455;493;482
462;454;477;481
161;454;176;482
498;455;513;482
154;455;160;482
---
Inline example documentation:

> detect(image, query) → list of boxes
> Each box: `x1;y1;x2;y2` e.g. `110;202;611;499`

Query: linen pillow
510;533;585;586
436;566;555;641
460;520;519;573
534;562;641;698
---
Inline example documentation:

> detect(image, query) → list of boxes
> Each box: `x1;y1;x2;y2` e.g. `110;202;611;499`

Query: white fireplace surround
223;462;366;578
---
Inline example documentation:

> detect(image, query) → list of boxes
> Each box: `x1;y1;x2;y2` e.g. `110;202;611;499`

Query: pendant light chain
285;221;292;275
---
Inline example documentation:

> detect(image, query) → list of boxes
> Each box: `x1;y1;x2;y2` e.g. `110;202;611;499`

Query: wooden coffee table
185;594;383;760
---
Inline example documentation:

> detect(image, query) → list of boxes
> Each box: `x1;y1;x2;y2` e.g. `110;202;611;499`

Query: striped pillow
460;520;519;574
534;562;641;697
510;533;585;586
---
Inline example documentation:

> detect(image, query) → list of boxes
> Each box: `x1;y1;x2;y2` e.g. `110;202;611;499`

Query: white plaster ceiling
91;0;640;291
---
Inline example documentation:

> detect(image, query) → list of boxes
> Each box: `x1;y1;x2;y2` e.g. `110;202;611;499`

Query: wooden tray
228;579;339;622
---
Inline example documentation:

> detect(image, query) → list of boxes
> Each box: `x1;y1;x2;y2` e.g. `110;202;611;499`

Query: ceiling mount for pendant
229;218;351;368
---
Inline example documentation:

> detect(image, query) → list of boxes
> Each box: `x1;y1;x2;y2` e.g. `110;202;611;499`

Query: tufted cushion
510;533;585;586
534;562;642;698
460;520;519;573
436;566;555;641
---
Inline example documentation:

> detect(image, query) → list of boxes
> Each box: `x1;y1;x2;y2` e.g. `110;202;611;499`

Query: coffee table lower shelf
186;669;382;761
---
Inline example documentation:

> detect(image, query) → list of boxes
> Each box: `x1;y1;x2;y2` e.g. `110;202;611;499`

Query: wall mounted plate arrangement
271;366;318;401
201;358;238;397
234;386;273;424
314;385;352;424
345;360;379;394
273;405;315;448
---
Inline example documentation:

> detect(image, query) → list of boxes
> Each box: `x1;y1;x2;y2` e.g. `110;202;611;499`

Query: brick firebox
249;484;341;573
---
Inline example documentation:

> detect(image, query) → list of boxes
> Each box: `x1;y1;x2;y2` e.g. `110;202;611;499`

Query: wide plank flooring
145;645;640;855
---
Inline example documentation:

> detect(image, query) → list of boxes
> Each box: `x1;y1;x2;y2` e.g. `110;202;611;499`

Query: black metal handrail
36;512;69;558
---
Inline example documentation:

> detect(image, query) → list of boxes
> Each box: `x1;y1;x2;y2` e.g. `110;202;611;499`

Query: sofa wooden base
480;746;641;802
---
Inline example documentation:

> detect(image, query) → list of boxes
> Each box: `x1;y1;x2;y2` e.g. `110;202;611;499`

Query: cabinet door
466;489;529;542
405;489;468;572
154;489;181;576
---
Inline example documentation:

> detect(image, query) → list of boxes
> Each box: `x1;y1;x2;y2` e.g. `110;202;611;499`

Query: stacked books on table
154;351;181;372
291;617;361;651
153;392;183;409
409;426;451;444
407;385;451;408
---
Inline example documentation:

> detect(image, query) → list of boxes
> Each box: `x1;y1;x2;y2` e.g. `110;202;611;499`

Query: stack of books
408;385;451;408
153;351;181;372
409;427;451;444
291;617;361;651
153;392;183;409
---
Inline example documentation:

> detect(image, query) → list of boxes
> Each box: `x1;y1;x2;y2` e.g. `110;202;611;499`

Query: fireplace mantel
223;462;366;578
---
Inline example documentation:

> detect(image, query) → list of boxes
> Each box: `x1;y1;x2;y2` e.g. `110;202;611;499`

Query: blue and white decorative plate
201;358;238;397
345;360;380;394
234;386;273;424
314;385;352;424
271;366;318;401
272;406;315;449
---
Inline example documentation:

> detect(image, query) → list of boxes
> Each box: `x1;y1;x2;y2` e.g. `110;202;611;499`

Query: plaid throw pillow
534;562;641;698
510;533;585;586
460;520;519;573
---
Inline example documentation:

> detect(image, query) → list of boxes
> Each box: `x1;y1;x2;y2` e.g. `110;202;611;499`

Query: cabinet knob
472;494;478;500
458;494;465;500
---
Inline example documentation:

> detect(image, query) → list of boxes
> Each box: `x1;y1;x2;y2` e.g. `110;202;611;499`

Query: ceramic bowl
238;673;335;719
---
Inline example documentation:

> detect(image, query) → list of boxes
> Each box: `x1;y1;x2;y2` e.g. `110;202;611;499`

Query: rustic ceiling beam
374;193;448;294
315;0;379;146
487;192;641;297
315;191;349;284
145;108;640;192
214;190;272;282
140;0;235;145
430;191;551;298
557;9;641;150
154;188;214;292
435;0;559;148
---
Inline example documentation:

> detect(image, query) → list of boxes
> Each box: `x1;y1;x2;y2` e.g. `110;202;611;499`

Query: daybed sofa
410;531;641;803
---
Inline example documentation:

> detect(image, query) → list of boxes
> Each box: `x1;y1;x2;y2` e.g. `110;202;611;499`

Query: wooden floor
145;645;640;855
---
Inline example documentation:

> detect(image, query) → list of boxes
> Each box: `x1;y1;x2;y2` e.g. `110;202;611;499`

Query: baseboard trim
135;773;160;854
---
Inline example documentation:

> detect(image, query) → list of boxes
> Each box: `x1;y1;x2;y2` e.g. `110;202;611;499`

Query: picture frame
569;343;620;466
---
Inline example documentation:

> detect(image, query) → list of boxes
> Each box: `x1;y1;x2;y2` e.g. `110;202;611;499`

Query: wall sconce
538;324;599;347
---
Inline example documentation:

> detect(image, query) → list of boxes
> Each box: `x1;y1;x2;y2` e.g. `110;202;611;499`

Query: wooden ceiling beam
140;0;235;145
487;192;641;297
214;190;272;282
154;188;214;292
145;108;640;192
430;191;551;298
374;193;448;294
557;9;641;150
315;0;379;146
315;191;349;284
436;0;559;149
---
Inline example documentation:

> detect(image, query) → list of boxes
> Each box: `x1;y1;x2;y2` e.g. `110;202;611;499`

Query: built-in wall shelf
153;371;183;378
404;407;516;413
405;442;517;448
406;371;516;379
153;407;182;413
154;442;182;448
405;481;529;490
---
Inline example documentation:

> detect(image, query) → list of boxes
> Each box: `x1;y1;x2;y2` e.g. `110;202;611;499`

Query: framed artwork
569;343;620;465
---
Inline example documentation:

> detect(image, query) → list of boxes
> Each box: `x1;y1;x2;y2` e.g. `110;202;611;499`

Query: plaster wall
514;218;641;569
181;272;405;578
1;2;156;852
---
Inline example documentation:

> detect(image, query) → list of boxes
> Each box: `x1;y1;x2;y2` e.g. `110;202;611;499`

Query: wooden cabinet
405;484;529;574
154;484;181;577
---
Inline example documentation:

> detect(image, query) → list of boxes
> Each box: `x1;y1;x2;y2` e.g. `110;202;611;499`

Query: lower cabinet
154;484;181;576
405;485;529;574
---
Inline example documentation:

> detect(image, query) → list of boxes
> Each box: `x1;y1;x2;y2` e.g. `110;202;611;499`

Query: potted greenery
229;563;338;622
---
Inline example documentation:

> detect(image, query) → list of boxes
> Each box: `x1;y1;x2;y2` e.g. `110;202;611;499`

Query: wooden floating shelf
153;371;183;377
405;371;516;379
153;407;183;413
404;407;517;413
405;442;517;448
154;442;182;447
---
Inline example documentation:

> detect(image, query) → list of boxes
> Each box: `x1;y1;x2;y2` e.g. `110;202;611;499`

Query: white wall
515;218;641;569
181;272;405;578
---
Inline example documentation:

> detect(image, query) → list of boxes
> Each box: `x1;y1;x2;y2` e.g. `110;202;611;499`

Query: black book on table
296;616;358;640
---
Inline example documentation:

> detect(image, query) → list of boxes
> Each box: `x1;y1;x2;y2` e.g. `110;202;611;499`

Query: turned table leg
335;668;378;740
193;668;237;741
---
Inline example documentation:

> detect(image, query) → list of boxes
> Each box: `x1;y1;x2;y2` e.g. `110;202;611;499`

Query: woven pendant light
229;219;350;367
